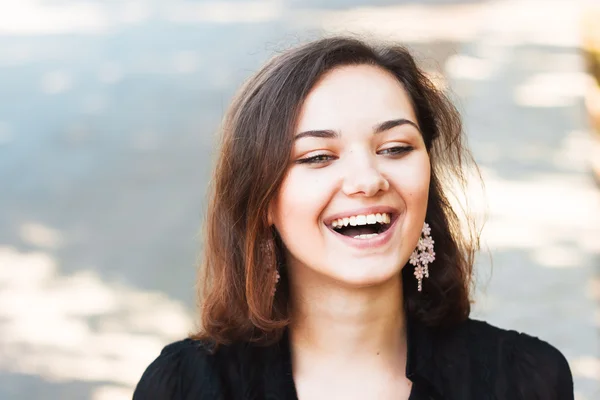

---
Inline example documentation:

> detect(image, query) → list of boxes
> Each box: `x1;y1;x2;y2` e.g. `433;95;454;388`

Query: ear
267;206;274;227
267;200;275;227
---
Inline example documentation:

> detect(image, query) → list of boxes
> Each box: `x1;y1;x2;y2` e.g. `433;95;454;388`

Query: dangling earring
260;237;280;296
409;222;435;292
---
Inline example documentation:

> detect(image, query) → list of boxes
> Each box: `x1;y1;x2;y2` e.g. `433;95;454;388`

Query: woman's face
269;65;430;288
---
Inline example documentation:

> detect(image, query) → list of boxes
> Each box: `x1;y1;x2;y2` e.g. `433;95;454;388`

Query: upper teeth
331;213;391;229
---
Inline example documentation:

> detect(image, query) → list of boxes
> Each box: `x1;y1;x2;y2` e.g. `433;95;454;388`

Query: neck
287;269;406;374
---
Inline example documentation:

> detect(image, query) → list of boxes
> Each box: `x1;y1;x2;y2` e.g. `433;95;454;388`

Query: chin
326;260;404;288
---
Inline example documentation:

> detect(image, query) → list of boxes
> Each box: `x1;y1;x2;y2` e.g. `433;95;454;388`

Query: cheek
411;163;431;202
389;154;431;204
273;169;332;233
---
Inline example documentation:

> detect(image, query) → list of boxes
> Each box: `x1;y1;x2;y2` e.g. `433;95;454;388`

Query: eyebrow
294;118;420;141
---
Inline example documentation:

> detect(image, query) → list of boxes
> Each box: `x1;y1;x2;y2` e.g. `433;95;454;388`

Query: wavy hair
193;36;480;345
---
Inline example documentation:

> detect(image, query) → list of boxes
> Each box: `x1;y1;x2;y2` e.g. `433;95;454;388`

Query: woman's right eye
296;154;335;164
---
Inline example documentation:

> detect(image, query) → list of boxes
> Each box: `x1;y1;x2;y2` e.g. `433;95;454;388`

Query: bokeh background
1;0;599;399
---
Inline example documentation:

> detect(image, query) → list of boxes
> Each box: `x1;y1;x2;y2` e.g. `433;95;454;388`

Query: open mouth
327;212;396;240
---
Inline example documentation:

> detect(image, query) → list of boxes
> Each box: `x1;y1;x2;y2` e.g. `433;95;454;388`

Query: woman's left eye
378;146;414;156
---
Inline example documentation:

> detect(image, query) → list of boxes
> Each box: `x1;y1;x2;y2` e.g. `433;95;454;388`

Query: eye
378;146;414;156
296;154;336;165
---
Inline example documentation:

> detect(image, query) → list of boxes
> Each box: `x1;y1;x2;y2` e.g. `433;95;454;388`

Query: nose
341;152;390;197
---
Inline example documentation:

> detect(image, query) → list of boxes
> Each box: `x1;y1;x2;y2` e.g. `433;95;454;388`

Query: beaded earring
260;237;280;296
409;222;435;292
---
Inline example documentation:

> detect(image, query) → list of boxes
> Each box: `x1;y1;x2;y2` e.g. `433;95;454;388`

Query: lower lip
326;215;400;250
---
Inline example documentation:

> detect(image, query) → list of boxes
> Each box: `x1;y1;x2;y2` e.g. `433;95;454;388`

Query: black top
133;318;573;399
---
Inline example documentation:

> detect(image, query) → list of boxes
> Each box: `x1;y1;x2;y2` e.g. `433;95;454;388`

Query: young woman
133;37;574;399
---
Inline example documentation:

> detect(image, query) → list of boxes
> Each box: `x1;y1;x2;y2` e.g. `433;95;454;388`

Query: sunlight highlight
19;222;63;249
0;246;193;395
514;72;593;108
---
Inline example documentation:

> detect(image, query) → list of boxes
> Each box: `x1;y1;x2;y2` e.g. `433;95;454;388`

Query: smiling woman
133;37;573;400
272;65;432;294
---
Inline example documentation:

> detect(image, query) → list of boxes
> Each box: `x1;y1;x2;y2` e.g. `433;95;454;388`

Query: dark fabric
133;318;574;400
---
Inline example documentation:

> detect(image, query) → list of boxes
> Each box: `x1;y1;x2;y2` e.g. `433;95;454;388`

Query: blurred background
1;0;599;399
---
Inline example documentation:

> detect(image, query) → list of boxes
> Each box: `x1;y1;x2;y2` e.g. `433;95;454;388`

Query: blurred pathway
0;0;598;399
445;2;600;399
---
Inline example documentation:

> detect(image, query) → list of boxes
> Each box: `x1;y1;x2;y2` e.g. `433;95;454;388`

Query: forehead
296;64;418;133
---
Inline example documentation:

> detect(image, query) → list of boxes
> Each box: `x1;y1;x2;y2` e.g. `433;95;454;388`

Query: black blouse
133;318;574;399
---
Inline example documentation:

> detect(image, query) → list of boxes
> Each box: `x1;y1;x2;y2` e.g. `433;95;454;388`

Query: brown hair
193;36;479;345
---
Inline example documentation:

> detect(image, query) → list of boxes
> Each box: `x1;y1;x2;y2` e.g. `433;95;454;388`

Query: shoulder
133;338;223;400
458;319;574;399
459;318;569;365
